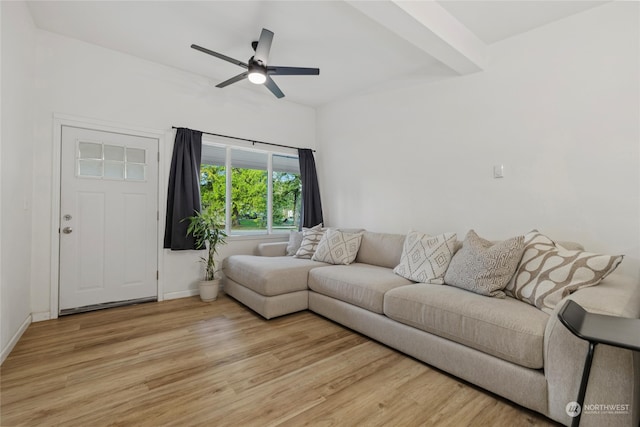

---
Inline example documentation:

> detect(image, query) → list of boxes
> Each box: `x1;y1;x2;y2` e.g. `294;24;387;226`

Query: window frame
201;136;300;239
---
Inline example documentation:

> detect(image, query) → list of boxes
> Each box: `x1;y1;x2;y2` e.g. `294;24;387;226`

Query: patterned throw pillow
312;229;363;265
286;224;321;256
444;230;525;298
506;231;623;314
294;227;325;259
393;231;457;284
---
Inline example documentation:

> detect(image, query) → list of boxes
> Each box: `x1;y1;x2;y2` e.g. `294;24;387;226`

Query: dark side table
557;299;640;427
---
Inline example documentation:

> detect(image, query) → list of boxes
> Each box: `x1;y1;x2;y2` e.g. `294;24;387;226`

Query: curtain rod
171;126;315;152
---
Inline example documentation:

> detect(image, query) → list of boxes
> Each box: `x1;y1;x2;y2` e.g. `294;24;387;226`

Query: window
77;141;146;181
272;154;302;233
200;141;301;236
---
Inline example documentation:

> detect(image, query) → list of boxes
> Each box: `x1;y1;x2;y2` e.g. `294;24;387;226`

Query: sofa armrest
257;242;288;257
544;272;640;426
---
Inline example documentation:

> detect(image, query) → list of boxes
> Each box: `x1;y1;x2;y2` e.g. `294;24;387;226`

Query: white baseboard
163;289;199;300
32;312;51;322
1;314;31;365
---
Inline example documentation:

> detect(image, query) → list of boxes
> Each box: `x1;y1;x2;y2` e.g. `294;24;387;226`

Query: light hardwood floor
1;295;558;427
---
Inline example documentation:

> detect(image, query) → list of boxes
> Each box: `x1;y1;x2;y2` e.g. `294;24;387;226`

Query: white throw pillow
393;231;457;284
312;229;363;265
286;231;304;256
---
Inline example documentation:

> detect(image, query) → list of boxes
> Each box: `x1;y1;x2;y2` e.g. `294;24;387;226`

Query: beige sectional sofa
222;230;640;426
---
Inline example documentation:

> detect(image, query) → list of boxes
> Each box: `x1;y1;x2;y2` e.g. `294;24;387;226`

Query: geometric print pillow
443;230;524;298
393;231;457;284
505;230;623;314
312;229;363;265
294;227;325;259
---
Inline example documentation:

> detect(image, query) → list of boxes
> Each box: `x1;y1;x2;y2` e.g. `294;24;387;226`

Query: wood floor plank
0;295;558;426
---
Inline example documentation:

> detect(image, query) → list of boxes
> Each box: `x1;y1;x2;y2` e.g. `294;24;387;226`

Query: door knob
62;227;73;234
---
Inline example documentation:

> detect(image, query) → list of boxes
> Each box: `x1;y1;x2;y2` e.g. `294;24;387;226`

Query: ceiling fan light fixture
192;28;319;98
248;69;266;85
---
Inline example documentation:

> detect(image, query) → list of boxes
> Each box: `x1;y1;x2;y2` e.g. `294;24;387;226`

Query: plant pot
199;279;220;302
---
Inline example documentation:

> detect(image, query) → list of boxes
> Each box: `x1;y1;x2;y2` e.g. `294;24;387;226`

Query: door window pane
104;145;125;161
104;161;125;179
126;148;145;163
78;142;102;159
126;164;145;181
78;159;102;177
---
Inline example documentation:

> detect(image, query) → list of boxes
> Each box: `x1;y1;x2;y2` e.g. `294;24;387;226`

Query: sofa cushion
309;263;413;314
444;230;525;298
223;255;327;296
393;231;457;284
383;284;549;369
312;229;363;265
355;231;406;269
505;230;623;314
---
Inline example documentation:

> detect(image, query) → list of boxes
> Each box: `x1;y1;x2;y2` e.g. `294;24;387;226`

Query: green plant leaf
183;207;227;280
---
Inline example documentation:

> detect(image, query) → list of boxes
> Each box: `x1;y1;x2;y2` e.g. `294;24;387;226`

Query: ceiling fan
191;28;320;99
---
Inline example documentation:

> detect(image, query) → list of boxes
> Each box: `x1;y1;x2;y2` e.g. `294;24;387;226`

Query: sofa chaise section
223;253;327;319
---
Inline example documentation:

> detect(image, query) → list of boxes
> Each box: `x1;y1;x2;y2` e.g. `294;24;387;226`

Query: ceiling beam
347;0;487;75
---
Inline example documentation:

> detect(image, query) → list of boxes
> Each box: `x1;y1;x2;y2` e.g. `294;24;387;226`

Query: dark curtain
163;128;203;250
298;148;323;228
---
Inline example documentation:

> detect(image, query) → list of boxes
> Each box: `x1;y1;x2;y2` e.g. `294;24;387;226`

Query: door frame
50;114;167;319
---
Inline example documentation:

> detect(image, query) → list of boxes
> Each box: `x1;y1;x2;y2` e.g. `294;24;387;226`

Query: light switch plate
493;165;504;178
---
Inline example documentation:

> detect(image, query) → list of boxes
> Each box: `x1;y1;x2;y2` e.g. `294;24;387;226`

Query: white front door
59;126;159;313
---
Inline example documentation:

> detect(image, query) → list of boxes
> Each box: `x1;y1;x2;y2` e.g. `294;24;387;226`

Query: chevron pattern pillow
506;230;623;314
312;229;363;265
393;231;457;284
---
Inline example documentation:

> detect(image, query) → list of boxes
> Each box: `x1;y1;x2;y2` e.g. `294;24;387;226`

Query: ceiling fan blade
253;29;274;64
267;66;320;76
264;76;285;99
191;44;248;68
216;72;248;88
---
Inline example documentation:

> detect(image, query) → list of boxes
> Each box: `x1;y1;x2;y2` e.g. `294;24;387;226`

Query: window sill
226;233;290;242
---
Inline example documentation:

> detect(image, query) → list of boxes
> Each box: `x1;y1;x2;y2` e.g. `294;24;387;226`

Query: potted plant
185;208;227;302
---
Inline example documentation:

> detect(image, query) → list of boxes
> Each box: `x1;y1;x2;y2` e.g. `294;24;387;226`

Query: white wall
317;2;640;278
30;31;315;316
1;1;36;361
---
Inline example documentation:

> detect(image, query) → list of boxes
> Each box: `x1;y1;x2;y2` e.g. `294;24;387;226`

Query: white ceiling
26;1;608;107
